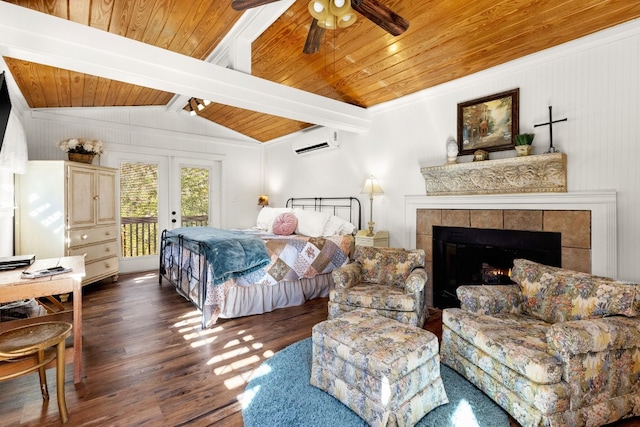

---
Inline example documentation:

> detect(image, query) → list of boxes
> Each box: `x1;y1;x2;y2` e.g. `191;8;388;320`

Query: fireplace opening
432;226;562;309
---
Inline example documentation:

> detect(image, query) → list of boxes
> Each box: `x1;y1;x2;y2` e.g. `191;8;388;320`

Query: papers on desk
21;266;72;279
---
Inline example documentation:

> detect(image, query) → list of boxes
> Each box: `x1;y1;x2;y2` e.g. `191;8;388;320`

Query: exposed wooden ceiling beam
0;2;371;133
166;0;295;114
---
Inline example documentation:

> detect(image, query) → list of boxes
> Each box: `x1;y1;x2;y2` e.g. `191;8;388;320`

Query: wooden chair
0;321;73;423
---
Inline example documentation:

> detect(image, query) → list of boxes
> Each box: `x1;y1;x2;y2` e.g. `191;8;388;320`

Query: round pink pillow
272;212;298;236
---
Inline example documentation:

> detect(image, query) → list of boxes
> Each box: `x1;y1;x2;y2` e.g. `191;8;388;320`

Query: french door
169;157;222;230
104;151;221;274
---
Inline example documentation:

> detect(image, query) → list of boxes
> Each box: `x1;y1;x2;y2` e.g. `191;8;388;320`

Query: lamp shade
257;195;269;206
361;176;384;195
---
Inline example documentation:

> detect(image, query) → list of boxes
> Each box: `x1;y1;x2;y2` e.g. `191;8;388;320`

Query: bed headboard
285;197;362;231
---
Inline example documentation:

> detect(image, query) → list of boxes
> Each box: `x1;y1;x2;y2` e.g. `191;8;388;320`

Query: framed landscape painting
457;88;519;155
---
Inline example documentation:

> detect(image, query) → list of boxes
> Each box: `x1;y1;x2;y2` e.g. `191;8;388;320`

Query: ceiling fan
231;0;409;54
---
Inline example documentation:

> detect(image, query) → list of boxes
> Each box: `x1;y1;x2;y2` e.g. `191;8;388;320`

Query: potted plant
58;138;105;163
514;133;535;156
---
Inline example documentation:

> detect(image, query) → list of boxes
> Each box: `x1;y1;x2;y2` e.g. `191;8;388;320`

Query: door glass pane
181;167;209;227
120;162;159;257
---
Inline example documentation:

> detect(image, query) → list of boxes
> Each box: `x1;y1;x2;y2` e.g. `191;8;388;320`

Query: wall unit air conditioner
292;127;339;155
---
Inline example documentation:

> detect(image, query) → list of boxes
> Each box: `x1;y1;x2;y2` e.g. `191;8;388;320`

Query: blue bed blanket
165;227;271;286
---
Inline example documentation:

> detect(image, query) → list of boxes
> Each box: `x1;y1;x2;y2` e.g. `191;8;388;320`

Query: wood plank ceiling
2;0;640;142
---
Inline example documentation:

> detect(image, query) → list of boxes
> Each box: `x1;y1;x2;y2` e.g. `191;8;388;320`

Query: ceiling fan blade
352;0;409;36
303;19;326;55
231;0;283;11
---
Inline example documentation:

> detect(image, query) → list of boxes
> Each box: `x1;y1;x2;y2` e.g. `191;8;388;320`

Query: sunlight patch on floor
173;311;203;329
243;358;272;382
178;324;200;334
190;336;219;347
224;368;257;390
132;272;158;283
224;339;240;348
215;355;261;376
240;384;261;409
207;346;250;366
183;326;223;341
451;399;481;427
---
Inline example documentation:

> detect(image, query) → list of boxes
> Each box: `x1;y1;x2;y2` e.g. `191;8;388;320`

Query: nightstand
355;230;389;247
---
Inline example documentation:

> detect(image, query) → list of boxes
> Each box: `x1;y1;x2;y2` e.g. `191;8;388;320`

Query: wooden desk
0;256;85;384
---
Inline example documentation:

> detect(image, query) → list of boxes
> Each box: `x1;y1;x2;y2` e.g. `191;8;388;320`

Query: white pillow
293;209;331;237
323;215;356;236
256;207;293;231
339;220;356;236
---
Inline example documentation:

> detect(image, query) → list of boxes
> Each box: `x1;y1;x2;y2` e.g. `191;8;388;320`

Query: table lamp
361;175;384;236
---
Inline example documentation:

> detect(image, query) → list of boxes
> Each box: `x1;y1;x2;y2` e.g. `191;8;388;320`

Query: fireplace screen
432;226;561;309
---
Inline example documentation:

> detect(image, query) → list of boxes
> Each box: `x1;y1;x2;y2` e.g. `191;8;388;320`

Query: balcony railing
120;216;208;257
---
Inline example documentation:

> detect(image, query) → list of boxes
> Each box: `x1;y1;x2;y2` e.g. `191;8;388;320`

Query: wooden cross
534;106;567;153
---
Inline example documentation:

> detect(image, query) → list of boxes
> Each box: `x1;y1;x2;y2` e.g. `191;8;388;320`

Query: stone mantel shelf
421;152;567;196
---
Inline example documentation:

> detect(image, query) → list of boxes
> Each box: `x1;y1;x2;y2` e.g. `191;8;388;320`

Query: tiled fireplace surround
404;192;617;308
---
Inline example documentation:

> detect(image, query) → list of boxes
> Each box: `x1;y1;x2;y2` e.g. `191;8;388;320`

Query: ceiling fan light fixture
309;0;355;29
317;16;336;29
186;98;198;116
329;0;349;17
337;11;357;28
308;0;329;21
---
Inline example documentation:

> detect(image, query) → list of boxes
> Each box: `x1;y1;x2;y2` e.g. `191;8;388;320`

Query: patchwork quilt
233;233;352;286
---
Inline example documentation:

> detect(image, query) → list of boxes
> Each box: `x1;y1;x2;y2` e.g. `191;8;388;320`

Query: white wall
264;19;640;282
0;169;14;256
21;106;264;230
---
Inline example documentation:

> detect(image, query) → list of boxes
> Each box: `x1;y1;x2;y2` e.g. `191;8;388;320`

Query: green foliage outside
119;163;210;257
120;163;159;257
181;167;209;220
121;163;158;218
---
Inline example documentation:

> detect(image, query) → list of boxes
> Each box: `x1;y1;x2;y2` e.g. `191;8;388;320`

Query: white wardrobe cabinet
16;161;119;286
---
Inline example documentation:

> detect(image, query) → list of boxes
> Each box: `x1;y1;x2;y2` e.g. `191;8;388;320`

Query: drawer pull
81;234;88;240
105;247;111;252
105;230;111;236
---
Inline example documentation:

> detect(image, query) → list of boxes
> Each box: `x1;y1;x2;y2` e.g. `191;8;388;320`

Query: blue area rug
242;338;509;427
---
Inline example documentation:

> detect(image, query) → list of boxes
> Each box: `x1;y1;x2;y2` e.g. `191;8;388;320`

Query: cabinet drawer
68;240;118;262
84;257;119;283
68;225;117;247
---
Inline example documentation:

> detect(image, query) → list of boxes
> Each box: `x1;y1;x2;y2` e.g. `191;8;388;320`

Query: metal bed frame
159;196;362;327
285;196;362;230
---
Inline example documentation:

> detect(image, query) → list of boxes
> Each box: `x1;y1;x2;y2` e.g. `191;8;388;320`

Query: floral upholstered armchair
440;259;640;427
328;246;428;327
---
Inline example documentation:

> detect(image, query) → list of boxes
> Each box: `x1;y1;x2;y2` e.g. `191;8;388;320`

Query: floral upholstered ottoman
310;309;448;427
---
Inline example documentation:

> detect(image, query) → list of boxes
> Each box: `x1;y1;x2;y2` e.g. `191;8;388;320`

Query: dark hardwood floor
1;271;639;426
